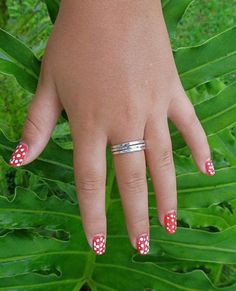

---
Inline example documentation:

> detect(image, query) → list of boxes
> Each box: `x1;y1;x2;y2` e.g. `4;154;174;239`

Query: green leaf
147;166;236;209
209;125;236;167
44;0;60;24
175;26;236;90
0;28;40;93
151;225;236;265
1;1;236;288
0;58;38;93
0;187;233;290
52;122;73;150
169;82;236;150
0;133;235;290
0;0;8;28
176;201;236;232
162;0;194;40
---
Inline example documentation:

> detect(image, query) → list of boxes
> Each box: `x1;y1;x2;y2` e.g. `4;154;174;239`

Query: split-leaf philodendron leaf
0;0;236;290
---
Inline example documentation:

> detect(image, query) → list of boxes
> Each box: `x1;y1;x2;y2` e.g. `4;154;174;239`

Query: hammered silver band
111;139;146;155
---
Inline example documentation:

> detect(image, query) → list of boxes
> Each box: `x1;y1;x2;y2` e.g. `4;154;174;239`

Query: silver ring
111;139;146;155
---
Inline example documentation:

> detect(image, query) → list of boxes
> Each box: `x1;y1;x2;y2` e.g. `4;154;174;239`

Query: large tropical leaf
1;122;236;288
1;185;236;290
175;26;236;90
169;81;236;149
1;0;236;290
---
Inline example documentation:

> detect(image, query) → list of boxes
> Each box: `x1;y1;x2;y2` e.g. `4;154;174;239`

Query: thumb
8;76;63;167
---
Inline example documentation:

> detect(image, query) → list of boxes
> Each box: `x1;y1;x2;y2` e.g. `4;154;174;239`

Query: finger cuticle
92;234;106;255
164;210;177;234
8;142;29;167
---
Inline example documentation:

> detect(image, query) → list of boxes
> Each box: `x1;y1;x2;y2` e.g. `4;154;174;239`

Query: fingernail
136;233;149;255
205;159;215;176
92;234;106;255
9;142;29;167
164;210;177;234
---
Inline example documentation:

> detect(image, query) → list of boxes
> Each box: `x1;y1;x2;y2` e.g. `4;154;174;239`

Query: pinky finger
168;94;215;176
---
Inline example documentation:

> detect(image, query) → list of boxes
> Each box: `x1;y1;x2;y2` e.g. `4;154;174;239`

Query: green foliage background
0;0;236;290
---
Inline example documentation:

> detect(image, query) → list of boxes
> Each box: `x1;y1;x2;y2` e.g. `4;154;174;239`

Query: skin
18;0;211;250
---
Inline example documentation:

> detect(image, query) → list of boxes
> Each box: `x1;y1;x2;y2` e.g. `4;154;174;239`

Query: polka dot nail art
9;142;28;167
205;159;215;176
164;210;177;234
136;234;149;255
92;235;106;255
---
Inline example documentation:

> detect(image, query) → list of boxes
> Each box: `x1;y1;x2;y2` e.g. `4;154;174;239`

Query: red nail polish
205;159;215;176
92;234;106;255
9;142;29;167
136;234;149;255
164;210;177;234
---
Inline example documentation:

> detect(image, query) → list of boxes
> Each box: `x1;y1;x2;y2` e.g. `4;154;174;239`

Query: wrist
58;0;163;28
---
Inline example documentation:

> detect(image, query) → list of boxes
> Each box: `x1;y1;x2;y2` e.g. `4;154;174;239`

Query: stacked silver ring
111;139;146;155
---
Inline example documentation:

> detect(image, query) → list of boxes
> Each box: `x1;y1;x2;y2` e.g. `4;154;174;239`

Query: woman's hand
9;0;215;255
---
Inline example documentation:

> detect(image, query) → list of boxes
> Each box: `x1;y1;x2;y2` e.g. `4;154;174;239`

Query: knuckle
84;214;106;228
122;171;146;192
77;171;104;193
24;113;42;137
131;215;148;228
124;104;139;122
186;106;200;129
79;114;97;132
116;98;141;126
158;147;173;169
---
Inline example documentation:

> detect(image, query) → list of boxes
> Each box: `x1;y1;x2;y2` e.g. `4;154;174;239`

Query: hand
8;0;215;255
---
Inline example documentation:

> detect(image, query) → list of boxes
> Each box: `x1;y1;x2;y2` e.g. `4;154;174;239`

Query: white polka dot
140;237;143;241
20;149;24;152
